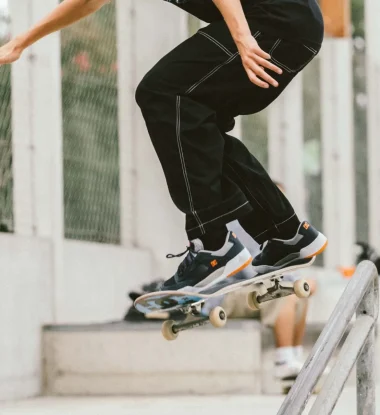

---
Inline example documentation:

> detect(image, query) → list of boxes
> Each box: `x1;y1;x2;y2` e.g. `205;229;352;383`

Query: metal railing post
277;261;378;415
356;271;378;415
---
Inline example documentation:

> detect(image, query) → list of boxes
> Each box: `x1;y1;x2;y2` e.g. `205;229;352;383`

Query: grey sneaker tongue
191;238;204;253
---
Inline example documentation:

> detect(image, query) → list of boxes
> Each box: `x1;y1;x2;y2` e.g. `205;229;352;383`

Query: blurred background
0;0;380;412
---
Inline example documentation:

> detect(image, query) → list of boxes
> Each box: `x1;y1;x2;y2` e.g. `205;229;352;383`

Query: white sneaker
275;360;303;381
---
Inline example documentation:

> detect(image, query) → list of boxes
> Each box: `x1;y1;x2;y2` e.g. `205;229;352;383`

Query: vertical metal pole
356;274;378;415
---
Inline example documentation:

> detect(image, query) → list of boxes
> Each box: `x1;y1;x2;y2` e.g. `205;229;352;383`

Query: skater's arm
0;0;110;65
212;0;282;88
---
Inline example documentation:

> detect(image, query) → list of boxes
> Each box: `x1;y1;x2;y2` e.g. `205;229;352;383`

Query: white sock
293;345;304;362
275;346;294;365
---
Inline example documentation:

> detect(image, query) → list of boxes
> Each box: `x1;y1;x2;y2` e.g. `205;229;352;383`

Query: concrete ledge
43;321;262;396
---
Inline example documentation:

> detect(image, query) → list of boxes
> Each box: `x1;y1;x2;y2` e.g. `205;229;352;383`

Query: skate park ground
1;387;379;415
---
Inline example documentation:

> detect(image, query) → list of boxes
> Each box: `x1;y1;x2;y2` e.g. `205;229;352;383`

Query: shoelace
166;246;195;277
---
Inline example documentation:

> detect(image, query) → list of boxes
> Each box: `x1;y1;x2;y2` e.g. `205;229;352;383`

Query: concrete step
43;321;262;396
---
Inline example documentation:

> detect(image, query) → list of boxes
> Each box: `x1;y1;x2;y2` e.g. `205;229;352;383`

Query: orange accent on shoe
210;259;218;268
227;257;253;278
303;222;310;230
232;232;237;238
306;240;328;258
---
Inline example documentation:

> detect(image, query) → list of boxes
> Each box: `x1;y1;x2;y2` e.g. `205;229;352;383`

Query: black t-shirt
167;0;324;47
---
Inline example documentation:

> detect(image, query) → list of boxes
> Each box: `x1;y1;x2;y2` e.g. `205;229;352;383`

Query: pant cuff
186;199;253;240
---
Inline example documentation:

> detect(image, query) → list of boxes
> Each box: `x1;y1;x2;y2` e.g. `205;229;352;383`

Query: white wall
0;234;53;400
0;233;152;400
58;240;151;323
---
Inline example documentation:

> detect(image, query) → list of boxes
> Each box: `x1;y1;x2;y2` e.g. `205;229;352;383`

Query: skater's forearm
13;0;110;52
212;0;252;43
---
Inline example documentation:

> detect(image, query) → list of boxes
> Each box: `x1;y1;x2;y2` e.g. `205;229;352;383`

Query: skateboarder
0;0;327;291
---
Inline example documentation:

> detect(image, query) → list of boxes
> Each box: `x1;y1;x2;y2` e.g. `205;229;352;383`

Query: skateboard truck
247;278;310;310
161;305;227;341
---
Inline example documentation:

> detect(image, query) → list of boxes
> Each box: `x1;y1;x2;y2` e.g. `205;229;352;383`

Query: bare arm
212;0;282;88
0;0;110;64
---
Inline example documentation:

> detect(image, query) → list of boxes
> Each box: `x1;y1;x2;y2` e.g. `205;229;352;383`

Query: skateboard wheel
247;292;261;310
294;279;311;299
161;320;179;341
209;306;227;328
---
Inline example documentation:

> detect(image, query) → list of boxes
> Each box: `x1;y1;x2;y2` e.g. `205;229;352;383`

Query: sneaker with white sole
252;221;328;274
161;231;252;291
275;360;303;382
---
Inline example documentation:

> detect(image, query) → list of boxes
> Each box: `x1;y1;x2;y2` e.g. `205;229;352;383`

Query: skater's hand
236;34;282;88
0;39;24;65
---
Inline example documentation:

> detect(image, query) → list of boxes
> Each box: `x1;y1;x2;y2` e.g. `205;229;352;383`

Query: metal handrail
277;260;378;415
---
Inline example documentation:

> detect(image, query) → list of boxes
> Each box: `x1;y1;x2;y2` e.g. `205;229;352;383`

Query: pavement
0;386;379;415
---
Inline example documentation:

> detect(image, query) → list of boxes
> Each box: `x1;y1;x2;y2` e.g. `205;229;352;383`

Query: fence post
10;0;64;321
320;37;355;270
115;0;135;247
365;0;380;252
268;73;306;218
356;275;378;415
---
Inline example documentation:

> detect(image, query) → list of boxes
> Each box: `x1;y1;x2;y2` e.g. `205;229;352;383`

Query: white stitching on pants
275;213;296;228
226;161;266;211
187;201;250;232
271;57;295;73
303;44;317;54
181;31;262;233
176;96;205;234
226;161;297;240
269;39;281;55
253;213;297;240
198;31;233;57
186;31;260;96
186;52;239;95
268;39;296;74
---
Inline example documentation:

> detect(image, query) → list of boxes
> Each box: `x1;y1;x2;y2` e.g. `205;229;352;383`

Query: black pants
136;6;319;242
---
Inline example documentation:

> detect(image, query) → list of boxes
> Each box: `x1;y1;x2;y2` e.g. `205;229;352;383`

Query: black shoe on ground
252;221;328;274
161;231;252;291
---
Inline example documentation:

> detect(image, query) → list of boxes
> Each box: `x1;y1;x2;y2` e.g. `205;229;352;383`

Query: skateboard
134;257;315;341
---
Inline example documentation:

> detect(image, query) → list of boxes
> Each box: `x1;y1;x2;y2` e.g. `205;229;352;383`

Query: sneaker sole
301;233;328;258
253;232;327;275
193;248;253;291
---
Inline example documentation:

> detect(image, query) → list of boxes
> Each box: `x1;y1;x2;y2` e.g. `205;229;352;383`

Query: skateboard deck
134;257;315;314
134;257;315;340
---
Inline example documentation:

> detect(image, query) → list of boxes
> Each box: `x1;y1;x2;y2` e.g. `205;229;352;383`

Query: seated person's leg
261;297;302;380
292;279;317;363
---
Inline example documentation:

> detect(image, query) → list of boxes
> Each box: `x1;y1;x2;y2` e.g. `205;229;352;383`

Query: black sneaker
252;221;328;274
161;231;252;291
